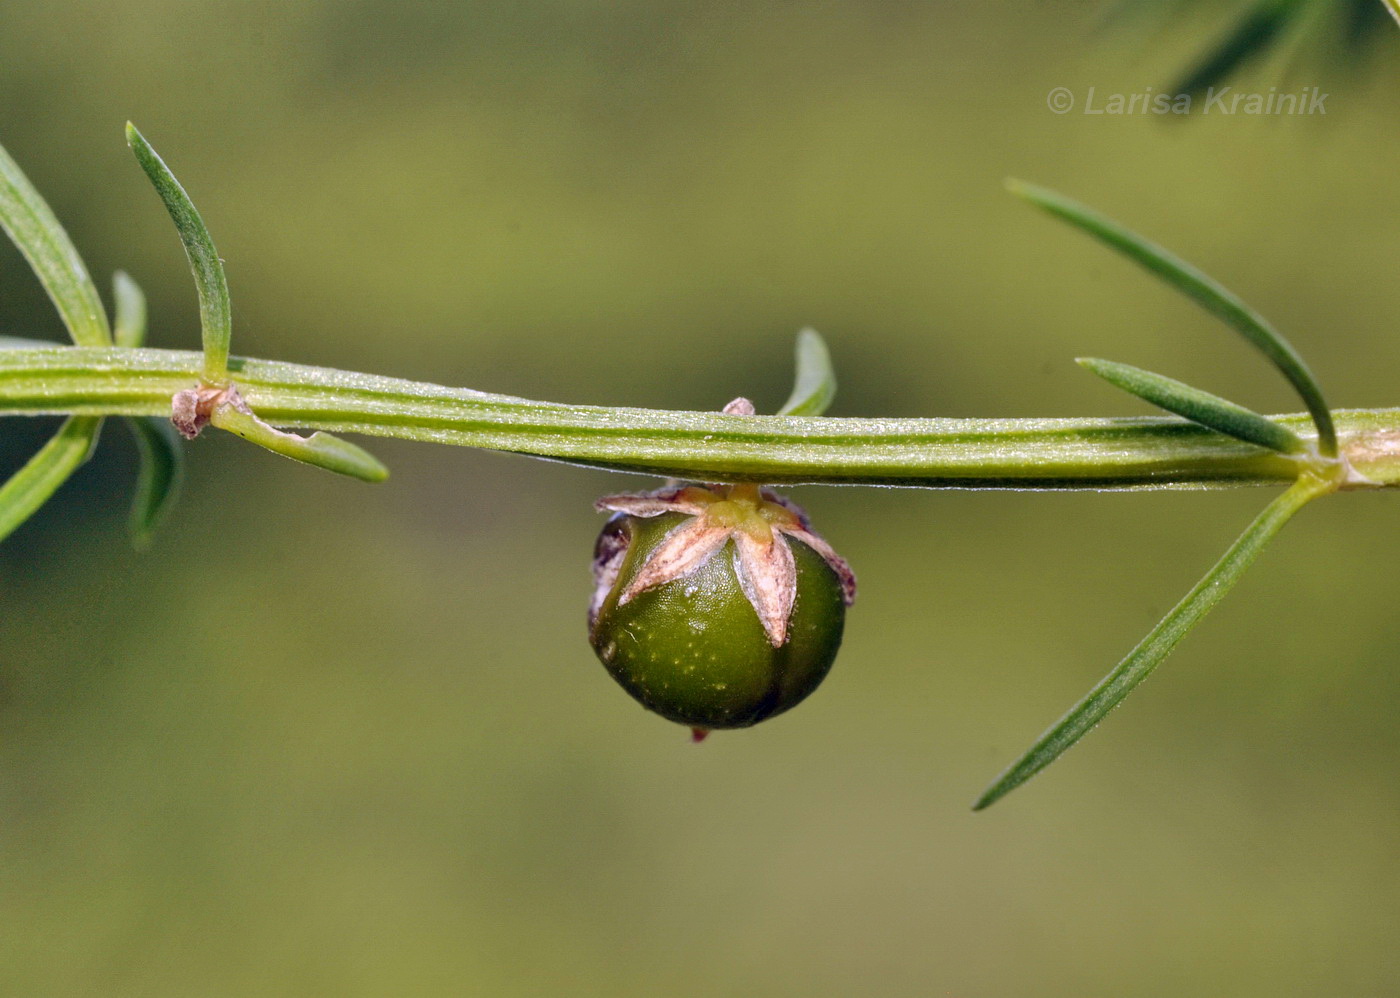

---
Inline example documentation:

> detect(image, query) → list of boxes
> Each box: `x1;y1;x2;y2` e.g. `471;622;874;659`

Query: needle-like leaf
1009;180;1337;457
112;270;148;349
0;416;103;543
974;472;1331;810
0;139;112;537
1167;0;1305;100
778;328;837;417
0;139;110;346
210;404;388;482
1078;357;1305;454
111;270;181;545
123;415;183;548
125;123;231;381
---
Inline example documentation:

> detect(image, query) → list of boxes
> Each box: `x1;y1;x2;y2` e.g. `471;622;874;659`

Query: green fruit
589;509;848;731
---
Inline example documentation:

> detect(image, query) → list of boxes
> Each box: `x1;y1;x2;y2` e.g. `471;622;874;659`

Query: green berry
588;485;854;734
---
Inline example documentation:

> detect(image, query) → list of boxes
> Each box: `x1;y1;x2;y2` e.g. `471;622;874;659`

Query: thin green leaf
777;328;837;417
123;416;183;548
0;416;103;543
1168;0;1305;99
1008;180;1337;457
125;123;231;381
0;139;110;346
974;472;1330;810
1078;357;1305;454
113;271;148;348
1121;0;1396;89
1384;0;1400;28
210;405;388;483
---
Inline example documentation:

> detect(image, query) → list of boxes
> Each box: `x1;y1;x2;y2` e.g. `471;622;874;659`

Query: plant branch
3;344;1395;489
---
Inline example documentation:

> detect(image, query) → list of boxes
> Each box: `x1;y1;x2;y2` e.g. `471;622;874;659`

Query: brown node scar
170;382;251;439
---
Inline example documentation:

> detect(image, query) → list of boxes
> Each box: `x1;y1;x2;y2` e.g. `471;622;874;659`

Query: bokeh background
2;3;1399;995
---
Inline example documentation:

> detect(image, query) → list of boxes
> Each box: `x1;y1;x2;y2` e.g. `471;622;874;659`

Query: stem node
173;379;388;482
171;381;237;440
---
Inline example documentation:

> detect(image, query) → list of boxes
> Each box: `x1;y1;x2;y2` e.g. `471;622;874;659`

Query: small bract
588;483;856;737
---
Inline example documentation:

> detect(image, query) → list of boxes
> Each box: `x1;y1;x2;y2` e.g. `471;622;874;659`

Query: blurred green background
2;2;1400;995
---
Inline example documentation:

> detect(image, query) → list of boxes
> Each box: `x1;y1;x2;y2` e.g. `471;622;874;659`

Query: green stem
1;345;1396;489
